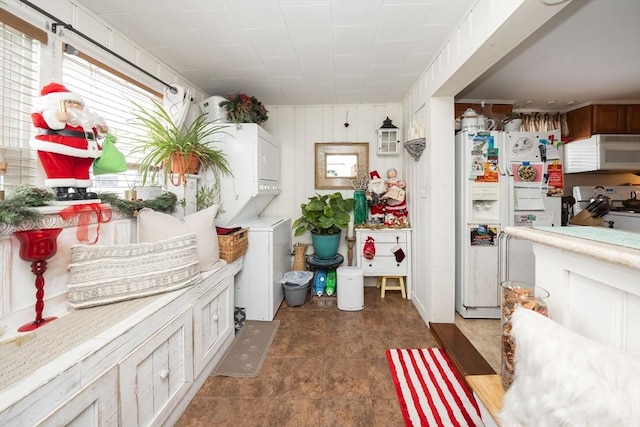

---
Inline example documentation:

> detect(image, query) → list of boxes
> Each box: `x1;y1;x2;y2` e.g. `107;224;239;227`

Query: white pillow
137;205;223;272
68;233;201;308
499;307;640;426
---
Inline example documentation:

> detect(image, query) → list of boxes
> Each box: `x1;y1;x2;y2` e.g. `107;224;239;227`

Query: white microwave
564;134;640;173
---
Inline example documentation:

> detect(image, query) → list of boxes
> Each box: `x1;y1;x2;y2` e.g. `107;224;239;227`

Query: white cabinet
0;261;241;427
193;276;233;376
355;228;412;298
120;309;193;427
35;367;119;427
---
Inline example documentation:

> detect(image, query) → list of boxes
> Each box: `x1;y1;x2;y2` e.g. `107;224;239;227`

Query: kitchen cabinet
120;308;193;427
627;104;640;133
0;262;240;427
567;104;640;140
355;228;412;299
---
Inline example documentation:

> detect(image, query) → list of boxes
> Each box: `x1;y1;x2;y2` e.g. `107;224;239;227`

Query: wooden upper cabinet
592;104;626;133
566;105;592;140
626;104;640;133
567;104;640;140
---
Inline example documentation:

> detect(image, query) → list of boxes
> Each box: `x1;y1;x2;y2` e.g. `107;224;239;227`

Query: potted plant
292;192;354;259
503;110;523;131
218;93;269;126
131;101;232;186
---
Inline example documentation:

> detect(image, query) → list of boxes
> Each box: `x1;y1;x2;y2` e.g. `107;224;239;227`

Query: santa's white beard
68;109;103;129
369;179;386;195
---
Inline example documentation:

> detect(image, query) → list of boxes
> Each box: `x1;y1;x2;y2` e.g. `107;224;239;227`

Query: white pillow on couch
137;205;224;272
499;307;640;426
68;233;201;309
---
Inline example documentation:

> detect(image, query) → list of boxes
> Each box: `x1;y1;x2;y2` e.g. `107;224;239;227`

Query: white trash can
337;266;364;311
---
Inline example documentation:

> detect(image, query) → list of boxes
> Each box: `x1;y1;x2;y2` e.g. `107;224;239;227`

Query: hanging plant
218;93;269;125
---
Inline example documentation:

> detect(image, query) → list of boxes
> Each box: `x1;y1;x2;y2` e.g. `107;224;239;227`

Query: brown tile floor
176;287;500;427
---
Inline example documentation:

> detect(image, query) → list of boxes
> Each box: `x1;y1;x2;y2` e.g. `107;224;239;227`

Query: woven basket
218;228;248;263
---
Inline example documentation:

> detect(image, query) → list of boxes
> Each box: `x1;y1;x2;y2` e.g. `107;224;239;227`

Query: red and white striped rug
386;348;483;427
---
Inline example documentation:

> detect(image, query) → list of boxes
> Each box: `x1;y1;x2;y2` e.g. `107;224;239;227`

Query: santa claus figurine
366;170;387;223
31;82;107;201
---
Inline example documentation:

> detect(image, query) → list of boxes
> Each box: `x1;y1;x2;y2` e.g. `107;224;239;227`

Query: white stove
573;186;640;232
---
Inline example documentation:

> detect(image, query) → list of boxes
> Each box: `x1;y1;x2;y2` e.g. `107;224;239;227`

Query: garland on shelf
0;186;177;226
0;186;54;226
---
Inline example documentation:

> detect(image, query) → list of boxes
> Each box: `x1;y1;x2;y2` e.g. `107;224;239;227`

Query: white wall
261;103;404;262
401;0;571;323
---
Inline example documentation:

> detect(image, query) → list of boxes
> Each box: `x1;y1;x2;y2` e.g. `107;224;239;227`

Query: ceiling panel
69;0;639;109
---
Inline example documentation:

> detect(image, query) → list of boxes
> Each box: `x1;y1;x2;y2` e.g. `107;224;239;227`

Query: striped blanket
386;348;483;426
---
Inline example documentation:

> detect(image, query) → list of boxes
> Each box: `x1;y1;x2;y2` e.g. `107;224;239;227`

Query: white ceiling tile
262;57;303;77
411;25;452;55
370;40;413;66
301;65;334;81
335;75;366;91
333;26;376;56
245;28;297;57
220;45;262;68
294;42;333;68
183;9;249;44
281;4;332;43
227;1;286;28
234;68;275;85
334;55;370;76
377;3;431;41
332;1;381;26
366;65;402;84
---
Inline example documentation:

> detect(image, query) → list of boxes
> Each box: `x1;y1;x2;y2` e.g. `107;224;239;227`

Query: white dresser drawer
357;230;408;244
361;255;408;275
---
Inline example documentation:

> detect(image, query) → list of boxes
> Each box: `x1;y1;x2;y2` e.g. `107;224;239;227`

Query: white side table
355;228;412;299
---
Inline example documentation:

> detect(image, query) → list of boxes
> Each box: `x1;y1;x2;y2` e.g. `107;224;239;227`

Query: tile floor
176;286;500;427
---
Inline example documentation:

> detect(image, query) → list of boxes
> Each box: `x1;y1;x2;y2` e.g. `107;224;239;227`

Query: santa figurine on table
382;167;408;225
366;170;387;224
31;82;107;201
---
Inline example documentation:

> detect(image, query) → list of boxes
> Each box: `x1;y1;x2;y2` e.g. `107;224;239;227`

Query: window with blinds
62;50;161;195
0;18;41;191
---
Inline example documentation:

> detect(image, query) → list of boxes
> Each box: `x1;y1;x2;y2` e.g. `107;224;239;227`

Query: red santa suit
367;170;387;223
30;82;105;200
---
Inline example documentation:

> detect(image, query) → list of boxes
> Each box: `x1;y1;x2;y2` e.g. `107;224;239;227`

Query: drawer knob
212;314;219;321
159;369;170;380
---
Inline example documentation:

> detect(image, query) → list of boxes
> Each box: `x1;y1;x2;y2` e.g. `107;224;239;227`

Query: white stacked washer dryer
200;107;290;321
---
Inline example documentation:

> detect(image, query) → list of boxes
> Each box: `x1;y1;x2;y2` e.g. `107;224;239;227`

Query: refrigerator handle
498;231;509;284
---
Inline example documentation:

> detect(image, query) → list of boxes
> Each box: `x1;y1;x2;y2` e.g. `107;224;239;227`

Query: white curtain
163;85;192;128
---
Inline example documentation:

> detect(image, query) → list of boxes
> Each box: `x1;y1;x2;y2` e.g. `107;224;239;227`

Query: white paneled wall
261;103;403;259
401;0;566;324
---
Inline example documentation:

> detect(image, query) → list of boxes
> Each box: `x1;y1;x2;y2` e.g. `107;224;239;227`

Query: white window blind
0;20;40;191
62;51;161;194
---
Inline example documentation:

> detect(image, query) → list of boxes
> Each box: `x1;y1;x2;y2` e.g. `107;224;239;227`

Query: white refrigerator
455;130;563;318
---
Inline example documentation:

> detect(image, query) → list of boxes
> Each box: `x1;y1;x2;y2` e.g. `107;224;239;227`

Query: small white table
355;227;412;299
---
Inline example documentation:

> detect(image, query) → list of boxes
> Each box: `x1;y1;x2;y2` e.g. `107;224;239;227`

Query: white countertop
503;226;640;271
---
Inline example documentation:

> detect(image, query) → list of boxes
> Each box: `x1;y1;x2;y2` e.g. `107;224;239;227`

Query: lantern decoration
376;117;400;156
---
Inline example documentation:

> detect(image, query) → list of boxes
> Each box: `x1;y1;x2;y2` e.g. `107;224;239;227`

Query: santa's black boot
53;187;70;201
74;187;98;200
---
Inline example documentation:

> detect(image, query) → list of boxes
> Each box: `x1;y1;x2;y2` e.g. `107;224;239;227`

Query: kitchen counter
503;226;640;270
503;225;639;357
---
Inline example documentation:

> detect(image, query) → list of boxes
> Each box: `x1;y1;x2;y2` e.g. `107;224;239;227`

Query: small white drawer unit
355;228;412;299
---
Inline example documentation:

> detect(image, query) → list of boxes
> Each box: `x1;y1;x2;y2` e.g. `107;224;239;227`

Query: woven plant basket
218;228;248;263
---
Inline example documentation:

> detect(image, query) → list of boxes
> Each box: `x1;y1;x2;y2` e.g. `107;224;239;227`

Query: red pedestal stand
14;228;63;332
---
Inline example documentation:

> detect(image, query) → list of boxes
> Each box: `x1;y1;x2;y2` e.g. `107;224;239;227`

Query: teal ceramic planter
311;231;341;259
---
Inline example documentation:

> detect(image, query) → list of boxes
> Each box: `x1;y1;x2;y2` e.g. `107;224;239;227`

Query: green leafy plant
293;192;354;236
130;101;232;186
196;182;219;211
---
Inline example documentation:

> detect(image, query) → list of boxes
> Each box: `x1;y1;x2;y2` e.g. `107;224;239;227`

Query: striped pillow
67;233;201;309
